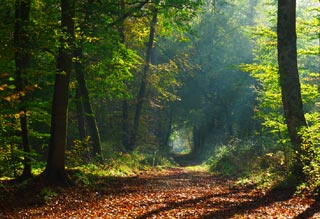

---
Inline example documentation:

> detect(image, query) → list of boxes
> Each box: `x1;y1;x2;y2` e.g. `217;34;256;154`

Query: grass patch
185;164;210;172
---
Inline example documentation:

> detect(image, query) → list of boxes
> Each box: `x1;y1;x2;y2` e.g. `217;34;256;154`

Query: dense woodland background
0;0;319;197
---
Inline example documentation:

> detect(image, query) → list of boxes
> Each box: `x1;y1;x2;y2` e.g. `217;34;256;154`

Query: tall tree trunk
277;0;307;177
42;0;75;186
192;126;206;158
130;10;158;150
74;47;102;157
14;0;32;179
122;99;130;150
74;0;102;157
161;108;173;153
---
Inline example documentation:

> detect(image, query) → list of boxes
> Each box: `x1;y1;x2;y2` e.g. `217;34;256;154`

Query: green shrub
0;144;26;177
207;138;290;182
207;139;261;176
298;113;320;196
66;137;92;167
40;187;57;203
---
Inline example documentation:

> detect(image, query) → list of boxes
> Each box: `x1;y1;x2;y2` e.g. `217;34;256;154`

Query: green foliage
31;161;46;176
107;150;173;173
149;60;181;103
240;6;284;140
242;0;320;193
207;138;290;189
208;139;261;175
170;0;257;143
0;0;317;193
67;149;175;186
40;187;57;203
297;112;320;196
141;151;175;167
109;151;143;175
0;113;34;177
0;145;20;177
66;137;92;167
242;0;319;147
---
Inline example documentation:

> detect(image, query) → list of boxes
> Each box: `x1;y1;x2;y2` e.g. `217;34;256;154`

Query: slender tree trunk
192;126;205;158
122;100;130;150
74;47;102;157
277;0;307;177
75;87;86;140
42;0;75;186
74;0;102;157
14;0;32;179
161;108;173;153
130;10;158;150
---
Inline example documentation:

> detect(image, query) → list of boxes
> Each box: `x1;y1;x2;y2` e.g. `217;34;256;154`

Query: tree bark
192;126;206;158
14;0;32;179
130;10;158;150
42;0;75;186
277;0;307;176
74;48;103;157
74;0;103;157
75;87;86;140
122;99;130;150
161;108;173;153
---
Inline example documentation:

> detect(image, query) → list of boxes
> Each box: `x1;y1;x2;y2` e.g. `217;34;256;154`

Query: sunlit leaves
124;16;151;49
243;0;319;144
149;60;181;104
88;43;142;99
299;112;320;195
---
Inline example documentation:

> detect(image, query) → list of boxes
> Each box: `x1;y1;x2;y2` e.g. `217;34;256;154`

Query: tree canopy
0;0;319;196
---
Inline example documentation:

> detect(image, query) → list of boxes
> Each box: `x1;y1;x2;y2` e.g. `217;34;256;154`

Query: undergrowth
297;114;320;196
64;140;176;185
206;115;320;196
207;138;291;190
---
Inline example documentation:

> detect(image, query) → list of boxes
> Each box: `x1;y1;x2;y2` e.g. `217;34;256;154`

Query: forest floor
1;167;320;219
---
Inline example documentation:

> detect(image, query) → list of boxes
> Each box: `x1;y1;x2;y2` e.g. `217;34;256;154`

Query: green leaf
7;85;16;89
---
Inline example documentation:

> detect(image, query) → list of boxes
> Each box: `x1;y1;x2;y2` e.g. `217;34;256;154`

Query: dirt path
1;167;319;218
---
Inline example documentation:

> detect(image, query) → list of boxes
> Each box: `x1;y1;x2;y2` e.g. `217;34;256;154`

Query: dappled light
0;0;319;218
1;168;320;218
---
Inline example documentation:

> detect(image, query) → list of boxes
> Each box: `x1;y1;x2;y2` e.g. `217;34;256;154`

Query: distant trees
0;0;203;182
168;0;257;158
0;0;318;190
14;0;32;179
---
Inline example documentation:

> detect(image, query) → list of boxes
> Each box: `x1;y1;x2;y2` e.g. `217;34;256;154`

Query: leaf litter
1;167;319;218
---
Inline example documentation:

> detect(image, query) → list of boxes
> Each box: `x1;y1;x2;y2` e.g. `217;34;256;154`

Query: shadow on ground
172;153;204;167
1;167;319;218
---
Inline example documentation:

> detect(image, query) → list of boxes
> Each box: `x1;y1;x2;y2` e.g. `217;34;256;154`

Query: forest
0;0;320;218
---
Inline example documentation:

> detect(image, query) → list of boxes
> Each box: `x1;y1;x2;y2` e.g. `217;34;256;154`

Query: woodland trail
1;167;320;219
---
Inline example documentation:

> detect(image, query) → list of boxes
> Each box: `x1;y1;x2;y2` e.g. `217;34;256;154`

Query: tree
130;9;158;150
14;0;32;179
41;0;75;185
74;0;102;157
119;0;129;151
277;0;307;176
169;0;256;158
